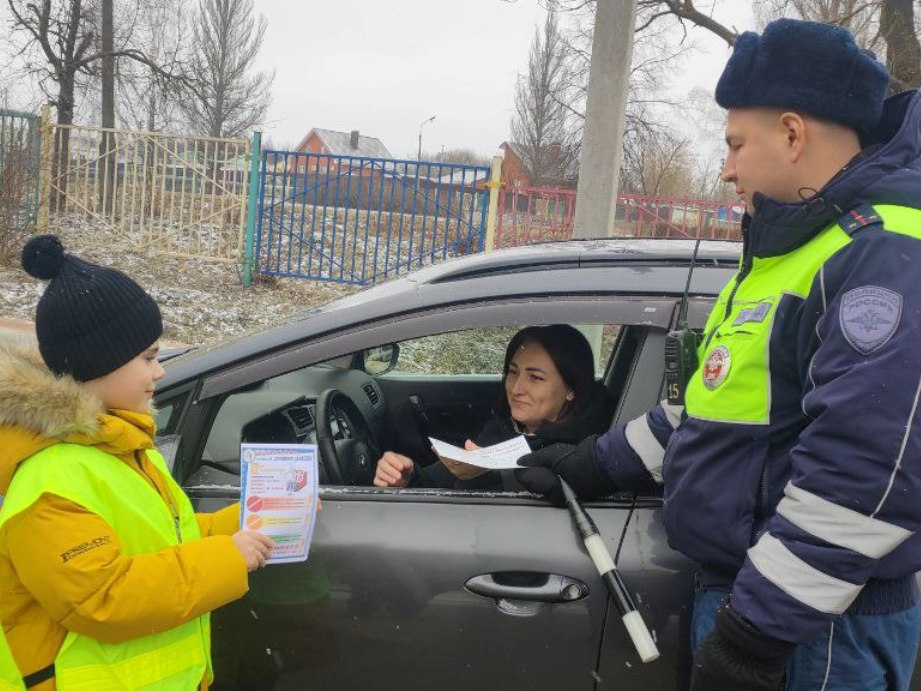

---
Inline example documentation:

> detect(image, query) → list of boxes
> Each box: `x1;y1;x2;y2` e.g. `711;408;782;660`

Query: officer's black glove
691;602;794;691
514;435;609;506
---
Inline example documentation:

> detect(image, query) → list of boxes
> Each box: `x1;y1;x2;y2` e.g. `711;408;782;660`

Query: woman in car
373;324;613;491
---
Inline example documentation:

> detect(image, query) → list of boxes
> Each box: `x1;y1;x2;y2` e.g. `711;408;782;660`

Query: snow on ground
0;217;359;347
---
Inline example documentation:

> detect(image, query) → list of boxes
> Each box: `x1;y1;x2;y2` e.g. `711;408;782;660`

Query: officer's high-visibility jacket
596;88;921;645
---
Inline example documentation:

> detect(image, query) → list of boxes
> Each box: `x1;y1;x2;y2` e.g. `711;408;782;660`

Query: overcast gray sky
0;1;755;157
254;0;755;159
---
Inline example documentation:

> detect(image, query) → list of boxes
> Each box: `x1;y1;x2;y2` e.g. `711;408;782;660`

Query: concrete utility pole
572;0;638;239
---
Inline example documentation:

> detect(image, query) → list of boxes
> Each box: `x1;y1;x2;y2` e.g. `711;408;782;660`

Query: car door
174;297;684;691
195;489;635;690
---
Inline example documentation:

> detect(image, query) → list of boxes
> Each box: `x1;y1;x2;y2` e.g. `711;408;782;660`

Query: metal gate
0;109;41;234
256;151;489;285
495;186;742;247
45;123;251;260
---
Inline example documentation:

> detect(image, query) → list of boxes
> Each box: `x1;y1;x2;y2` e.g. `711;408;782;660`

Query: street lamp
417;115;436;161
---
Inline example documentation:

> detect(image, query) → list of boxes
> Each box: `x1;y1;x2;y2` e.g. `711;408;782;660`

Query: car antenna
559;478;660;663
664;238;702;405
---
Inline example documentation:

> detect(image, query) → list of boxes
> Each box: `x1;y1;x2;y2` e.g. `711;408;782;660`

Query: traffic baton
559;477;660;663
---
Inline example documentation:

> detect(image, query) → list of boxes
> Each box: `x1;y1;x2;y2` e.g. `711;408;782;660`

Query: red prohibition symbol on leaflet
246;495;263;512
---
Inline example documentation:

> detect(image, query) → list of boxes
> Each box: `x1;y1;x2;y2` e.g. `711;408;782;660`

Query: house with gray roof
291;128;391;175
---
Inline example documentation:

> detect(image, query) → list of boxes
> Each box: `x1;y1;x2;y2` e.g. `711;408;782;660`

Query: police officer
518;18;921;690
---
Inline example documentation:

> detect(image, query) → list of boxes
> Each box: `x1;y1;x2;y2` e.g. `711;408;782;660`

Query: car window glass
190;322;629;488
390;326;521;375
154;402;174;431
186;290;681;495
389;325;622;377
153;393;187;435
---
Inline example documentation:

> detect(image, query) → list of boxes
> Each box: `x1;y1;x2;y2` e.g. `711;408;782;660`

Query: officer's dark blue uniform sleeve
731;231;921;644
595;400;684;488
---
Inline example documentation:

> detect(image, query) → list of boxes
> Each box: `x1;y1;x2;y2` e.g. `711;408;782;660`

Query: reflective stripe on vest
0;444;211;690
685;205;921;424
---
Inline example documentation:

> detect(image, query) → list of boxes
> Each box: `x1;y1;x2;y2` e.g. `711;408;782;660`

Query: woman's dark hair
496;324;595;422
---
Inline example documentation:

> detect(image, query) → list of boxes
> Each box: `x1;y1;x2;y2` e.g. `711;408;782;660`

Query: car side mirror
362;344;399;375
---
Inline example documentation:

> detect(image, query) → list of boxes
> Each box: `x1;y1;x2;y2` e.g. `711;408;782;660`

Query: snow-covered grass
1;215;358;346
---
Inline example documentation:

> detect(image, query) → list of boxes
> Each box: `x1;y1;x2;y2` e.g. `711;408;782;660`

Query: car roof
404;237;740;283
162;238;740;386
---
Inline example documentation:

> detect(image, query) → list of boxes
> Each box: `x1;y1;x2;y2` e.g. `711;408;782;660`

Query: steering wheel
315;388;380;485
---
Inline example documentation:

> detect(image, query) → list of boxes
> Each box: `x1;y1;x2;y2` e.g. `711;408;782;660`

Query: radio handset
664;240;701;405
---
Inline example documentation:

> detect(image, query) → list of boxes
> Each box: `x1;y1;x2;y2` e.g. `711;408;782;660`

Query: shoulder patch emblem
839;286;902;355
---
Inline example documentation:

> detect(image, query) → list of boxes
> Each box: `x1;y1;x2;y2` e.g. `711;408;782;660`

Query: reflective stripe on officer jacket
0;444;211;690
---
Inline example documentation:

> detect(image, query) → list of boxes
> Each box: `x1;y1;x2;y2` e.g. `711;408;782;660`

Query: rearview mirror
362;344;399;375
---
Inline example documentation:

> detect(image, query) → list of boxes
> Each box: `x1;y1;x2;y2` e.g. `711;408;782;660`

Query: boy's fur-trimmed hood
0;332;103;493
0;332;101;438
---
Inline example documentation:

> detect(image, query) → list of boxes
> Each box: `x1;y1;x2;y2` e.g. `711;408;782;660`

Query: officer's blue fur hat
716;18;890;134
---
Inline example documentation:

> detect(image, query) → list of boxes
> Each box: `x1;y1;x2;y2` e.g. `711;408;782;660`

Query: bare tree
879;0;921;90
114;0;189;132
5;0;185;127
5;0;188;203
541;0;919;91
432;149;491;167
181;0;273;139
6;0;97;129
620;113;694;196
754;0;880;38
652;0;920;90
510;11;579;186
509;3;690;189
635;0;740;45
683;86;735;199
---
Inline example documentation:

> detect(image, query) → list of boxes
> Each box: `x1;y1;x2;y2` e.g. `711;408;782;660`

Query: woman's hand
373;451;415;487
440;439;488;480
232;530;276;572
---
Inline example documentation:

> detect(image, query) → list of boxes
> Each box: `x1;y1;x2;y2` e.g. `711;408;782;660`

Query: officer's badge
702;345;731;390
840;286;902;355
733;301;772;326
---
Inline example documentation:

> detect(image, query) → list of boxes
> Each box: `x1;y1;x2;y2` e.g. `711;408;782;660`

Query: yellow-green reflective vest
0;444;211;690
686;204;921;424
0;629;24;690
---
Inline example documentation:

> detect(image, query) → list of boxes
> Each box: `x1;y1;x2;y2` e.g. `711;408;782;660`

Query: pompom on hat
715;18;890;135
21;235;162;382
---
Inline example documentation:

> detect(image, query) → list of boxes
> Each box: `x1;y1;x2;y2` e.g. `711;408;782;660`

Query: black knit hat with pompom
21;235;162;381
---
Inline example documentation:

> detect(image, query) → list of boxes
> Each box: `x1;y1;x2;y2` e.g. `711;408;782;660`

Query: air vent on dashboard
362;383;381;407
283;405;314;436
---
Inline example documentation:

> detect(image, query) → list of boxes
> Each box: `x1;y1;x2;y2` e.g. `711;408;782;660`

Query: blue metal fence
0;109;41;233
256;151;489;285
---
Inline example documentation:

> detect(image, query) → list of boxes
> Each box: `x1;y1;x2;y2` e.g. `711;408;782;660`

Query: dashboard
201;364;386;473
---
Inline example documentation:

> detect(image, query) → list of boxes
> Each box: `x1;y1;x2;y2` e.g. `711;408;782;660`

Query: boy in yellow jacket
0;235;275;690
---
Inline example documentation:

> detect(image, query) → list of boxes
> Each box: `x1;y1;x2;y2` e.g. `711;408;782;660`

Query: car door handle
465;572;589;603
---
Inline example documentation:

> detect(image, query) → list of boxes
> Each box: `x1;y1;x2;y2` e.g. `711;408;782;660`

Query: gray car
155;238;920;690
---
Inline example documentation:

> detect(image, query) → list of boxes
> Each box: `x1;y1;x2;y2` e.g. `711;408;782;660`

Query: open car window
182;298;678;494
388;325;622;377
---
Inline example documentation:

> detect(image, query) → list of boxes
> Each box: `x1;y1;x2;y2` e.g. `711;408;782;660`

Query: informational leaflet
240;443;319;565
428;435;531;470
